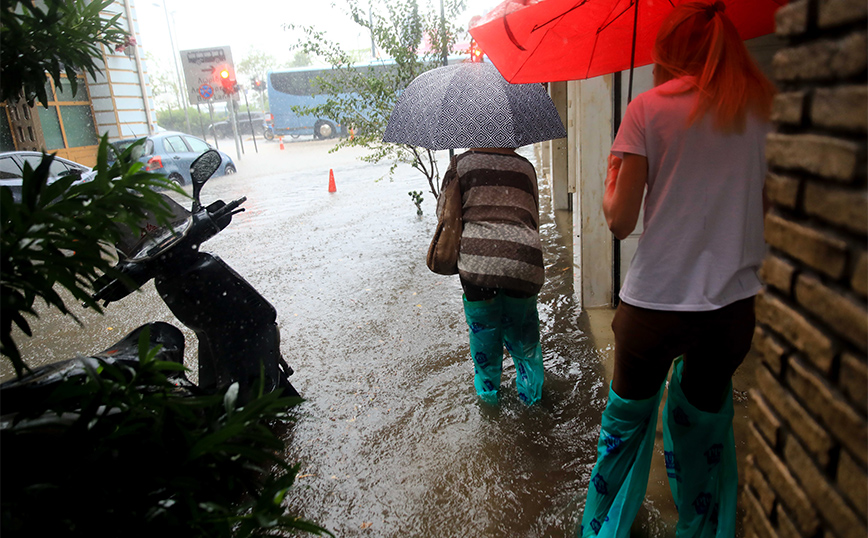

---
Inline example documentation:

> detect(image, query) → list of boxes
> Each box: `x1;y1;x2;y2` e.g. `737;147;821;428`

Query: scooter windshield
127;217;192;261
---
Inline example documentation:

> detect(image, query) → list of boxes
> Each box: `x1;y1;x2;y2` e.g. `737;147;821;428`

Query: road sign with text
180;46;237;104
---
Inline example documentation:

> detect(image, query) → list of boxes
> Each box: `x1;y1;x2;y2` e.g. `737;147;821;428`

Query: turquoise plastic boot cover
463;295;504;403
663;358;737;538
501;295;544;405
580;382;664;537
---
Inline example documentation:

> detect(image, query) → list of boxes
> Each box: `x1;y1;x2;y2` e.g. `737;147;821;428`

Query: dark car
109;132;236;186
208;112;267;139
0;151;95;203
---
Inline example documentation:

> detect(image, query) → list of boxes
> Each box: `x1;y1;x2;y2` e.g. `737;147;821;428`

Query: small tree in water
409;190;424;216
285;0;468;201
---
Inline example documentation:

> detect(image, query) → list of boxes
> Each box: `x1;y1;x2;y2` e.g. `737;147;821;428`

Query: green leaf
223;382;240;416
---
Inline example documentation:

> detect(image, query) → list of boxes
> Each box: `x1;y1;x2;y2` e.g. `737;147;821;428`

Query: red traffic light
216;65;237;94
470;40;483;63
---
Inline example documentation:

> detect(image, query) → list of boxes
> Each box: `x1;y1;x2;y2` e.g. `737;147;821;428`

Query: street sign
198;84;214;100
180;46;236;104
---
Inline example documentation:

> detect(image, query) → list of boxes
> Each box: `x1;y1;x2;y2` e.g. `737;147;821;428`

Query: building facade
0;0;155;167
742;1;867;536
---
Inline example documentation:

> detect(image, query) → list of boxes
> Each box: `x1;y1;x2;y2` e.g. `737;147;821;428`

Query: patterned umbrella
383;61;566;150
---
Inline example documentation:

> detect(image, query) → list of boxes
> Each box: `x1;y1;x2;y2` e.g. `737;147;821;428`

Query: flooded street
5;138;665;537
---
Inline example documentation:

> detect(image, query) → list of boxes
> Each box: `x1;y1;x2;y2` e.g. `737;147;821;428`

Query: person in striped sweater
449;147;545;405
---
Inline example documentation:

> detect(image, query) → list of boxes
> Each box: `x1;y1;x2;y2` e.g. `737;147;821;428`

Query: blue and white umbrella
383;61;566;150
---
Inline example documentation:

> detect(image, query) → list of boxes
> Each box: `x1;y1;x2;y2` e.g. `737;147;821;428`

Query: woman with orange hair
580;2;776;537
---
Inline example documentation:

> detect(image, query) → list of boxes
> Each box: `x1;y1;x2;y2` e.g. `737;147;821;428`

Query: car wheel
314;121;336;139
224;164;236;175
290;133;301;139
168;173;185;186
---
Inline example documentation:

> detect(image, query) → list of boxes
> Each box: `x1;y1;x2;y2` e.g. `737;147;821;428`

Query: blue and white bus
266;66;344;140
266;56;468;140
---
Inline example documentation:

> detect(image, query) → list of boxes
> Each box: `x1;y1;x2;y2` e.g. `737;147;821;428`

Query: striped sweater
451;150;544;295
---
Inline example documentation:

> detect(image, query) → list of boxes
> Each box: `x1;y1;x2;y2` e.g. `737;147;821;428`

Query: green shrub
1;329;330;538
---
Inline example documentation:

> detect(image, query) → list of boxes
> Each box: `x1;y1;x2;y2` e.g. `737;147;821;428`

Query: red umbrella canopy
469;0;788;84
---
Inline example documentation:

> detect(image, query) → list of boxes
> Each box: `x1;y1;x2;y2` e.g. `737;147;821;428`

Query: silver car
0;151;95;203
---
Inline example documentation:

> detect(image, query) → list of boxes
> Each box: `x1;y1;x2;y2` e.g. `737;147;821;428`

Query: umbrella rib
516;0;594;81
502;0;590;52
503;14;527;51
582;1;629;79
530;0;590;33
597;1;635;33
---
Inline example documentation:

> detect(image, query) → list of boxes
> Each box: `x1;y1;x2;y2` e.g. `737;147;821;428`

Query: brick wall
743;1;868;537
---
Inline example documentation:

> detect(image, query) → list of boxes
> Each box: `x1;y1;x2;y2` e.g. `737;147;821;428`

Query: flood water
3;139;669;537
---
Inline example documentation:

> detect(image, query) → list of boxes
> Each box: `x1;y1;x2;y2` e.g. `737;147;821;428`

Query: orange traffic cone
279;136;285;150
328;169;337;193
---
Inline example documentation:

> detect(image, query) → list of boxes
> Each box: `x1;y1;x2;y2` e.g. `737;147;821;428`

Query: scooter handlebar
209;197;247;222
90;197;247;307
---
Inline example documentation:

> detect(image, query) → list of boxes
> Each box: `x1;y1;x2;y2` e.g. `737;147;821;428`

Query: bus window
267;67;338;139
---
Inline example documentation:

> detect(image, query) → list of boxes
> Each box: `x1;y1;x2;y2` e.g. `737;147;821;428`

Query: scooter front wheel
264;129;274;141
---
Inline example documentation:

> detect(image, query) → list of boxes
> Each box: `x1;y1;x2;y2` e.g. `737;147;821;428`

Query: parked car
208;112;267;139
109;132;236;186
0;151;95;203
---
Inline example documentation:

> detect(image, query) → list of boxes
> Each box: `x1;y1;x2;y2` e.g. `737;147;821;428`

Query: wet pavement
3;136;758;537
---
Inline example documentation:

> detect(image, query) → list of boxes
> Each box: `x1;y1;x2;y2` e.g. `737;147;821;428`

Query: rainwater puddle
3;142;676;536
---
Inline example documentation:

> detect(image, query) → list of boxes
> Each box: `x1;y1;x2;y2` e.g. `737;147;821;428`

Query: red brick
838;448;868;520
757;367;834;467
819;0;868;29
766;172;802;210
765;214;849;279
853;250;868;298
812;85;868;133
756;290;837;374
749;388;783;449
773;32;868;82
772;91;807;125
840;351;868;409
743;485;778;538
776;0;810;36
745;454;778;516
761;255;797;295
748;424;821;535
804;181;868;235
795;274;868;351
766;133;862;183
784;435;867;538
775;504;803;538
753;326;787;375
787;357;868;465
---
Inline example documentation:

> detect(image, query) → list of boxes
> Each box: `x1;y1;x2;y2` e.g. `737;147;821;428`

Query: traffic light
252;78;266;92
217;65;237;94
470;40;484;63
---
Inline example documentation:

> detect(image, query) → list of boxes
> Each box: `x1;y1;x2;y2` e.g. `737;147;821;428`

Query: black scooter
0;149;298;413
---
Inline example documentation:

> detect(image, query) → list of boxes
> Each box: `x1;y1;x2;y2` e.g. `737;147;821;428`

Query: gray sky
135;0;499;71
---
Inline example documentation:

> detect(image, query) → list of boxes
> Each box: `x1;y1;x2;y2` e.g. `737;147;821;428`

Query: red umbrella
469;0;788;84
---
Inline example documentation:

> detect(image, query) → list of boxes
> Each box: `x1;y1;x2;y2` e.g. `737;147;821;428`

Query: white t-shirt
611;78;771;311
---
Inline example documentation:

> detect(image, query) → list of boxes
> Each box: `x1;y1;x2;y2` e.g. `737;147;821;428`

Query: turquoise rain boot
501;295;545;405
663;358;737;538
463;295;504;404
580;382;664;538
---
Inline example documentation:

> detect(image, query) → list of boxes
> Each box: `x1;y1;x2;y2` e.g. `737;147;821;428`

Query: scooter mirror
190;150;221;211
